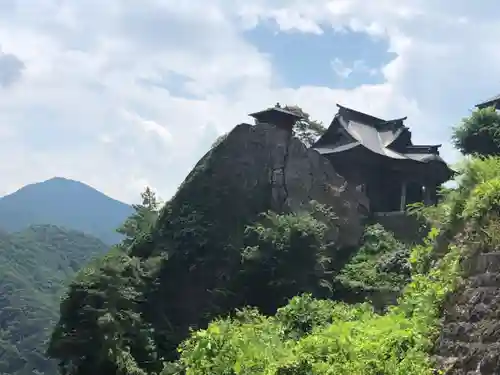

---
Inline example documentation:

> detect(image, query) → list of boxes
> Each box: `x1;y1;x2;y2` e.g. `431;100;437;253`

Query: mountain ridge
0;177;133;244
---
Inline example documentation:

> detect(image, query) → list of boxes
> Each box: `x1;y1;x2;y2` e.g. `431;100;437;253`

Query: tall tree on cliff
116;186;162;248
284;105;326;147
452;106;500;156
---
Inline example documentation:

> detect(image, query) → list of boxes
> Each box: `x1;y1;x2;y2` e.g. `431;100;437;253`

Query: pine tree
116;187;162;248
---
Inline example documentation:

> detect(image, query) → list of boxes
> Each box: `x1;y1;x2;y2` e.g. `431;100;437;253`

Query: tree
235;202;338;314
284;105;326;147
452;106;500;156
116;187;162;248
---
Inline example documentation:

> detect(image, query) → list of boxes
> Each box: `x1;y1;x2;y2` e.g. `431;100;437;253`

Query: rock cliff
126;122;367;357
141;121;366;257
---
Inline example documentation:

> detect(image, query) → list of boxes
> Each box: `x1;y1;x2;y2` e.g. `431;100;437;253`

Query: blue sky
244;24;392;89
0;0;499;203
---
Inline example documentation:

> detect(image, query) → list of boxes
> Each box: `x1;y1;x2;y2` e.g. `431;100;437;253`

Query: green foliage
49;196;341;373
175;157;500;374
463;177;500;219
275;294;365;340
452;106;500;156
116;186;162;249
336;224;411;291
283;105;326;147
408;156;500;234
211;133;229;149
48;251;162;375
0;225;109;375
47;187;167;375
236;206;337;313
176;223;464;375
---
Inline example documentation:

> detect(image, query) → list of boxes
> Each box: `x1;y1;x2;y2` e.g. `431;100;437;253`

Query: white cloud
331;58;377;79
0;0;498;203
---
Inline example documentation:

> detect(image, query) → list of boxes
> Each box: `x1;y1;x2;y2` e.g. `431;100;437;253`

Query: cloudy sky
0;0;499;203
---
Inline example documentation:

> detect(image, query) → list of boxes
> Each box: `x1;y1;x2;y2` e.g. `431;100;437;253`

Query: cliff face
128;122;367;357
435;248;500;374
146;122;365;257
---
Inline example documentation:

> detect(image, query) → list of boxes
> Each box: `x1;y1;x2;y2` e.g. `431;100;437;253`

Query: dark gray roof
476;93;500;109
249;106;304;120
313;105;446;164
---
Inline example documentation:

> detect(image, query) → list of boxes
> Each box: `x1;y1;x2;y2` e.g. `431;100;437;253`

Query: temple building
476;94;500;110
312;105;453;213
248;103;454;214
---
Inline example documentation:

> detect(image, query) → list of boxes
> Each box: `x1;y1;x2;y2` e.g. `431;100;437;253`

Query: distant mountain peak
0;177;133;244
45;176;79;183
35;176;101;190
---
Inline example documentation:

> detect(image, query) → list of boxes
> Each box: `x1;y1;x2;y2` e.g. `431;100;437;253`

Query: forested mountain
0;225;109;375
0;177;133;245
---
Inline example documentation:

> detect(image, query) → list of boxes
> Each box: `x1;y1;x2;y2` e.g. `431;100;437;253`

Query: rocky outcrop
268;123;367;247
435;249;500;374
162;122;366;251
126;122;368;359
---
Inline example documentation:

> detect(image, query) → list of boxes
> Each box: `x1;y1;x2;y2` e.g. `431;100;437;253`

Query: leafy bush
452;106;500;156
409;156;500;235
463;177;500;219
336;224;411;291
236;205;338;313
275;294;337;339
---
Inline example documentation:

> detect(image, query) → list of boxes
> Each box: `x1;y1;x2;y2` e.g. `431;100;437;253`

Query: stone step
454;286;500;307
433;352;500;375
465;252;500;275
468;272;500;288
436;339;500;359
440;320;500;343
444;300;500;322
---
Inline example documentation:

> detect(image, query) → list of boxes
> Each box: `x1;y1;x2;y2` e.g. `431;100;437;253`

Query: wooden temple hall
249;104;454;214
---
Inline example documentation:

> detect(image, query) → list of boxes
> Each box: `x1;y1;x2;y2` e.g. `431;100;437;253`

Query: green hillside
0;225;109;375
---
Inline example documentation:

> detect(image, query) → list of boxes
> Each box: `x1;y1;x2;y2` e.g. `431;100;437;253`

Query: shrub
336;224;411;290
452;106;500;156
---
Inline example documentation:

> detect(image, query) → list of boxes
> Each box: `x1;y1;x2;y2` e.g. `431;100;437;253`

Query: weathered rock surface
127;122;367;359
434;249;500;374
160;122;366;250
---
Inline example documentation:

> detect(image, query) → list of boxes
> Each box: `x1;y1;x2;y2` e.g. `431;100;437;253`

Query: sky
1;0;500;204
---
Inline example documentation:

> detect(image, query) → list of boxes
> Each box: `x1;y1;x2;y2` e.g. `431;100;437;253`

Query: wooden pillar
429;183;438;205
423;185;432;205
400;181;407;211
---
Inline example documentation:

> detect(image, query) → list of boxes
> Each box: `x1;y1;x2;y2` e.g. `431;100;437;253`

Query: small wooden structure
249;103;303;132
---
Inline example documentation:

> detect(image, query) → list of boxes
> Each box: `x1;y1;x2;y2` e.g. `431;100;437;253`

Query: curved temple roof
476;93;500;109
313;105;448;165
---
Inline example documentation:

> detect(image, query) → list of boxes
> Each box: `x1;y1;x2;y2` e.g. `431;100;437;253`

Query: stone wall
434;249;500;374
